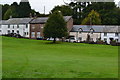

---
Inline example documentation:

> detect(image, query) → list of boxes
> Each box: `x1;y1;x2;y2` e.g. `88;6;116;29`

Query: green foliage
18;2;31;17
51;5;73;16
2;1;42;20
2;4;10;20
4;2;19;20
44;11;68;42
83;2;120;25
67;2;120;25
81;10;101;25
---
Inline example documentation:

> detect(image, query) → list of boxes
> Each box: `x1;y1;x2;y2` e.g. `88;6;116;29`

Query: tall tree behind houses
18;1;31;18
4;2;19;20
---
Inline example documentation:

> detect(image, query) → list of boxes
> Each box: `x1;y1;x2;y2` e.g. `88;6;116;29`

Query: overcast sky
0;0;119;14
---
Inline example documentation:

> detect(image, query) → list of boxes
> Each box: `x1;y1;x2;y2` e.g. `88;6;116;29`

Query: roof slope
1;18;33;25
71;25;120;33
30;16;72;24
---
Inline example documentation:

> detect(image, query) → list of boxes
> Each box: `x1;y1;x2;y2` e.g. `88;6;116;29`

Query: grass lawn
2;36;118;78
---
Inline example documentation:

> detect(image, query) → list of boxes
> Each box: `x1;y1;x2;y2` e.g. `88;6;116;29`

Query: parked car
65;37;77;43
47;38;59;41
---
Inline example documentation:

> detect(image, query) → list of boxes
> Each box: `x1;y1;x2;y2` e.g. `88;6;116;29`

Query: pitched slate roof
1;18;33;25
103;26;119;33
0;16;72;25
0;20;8;25
7;18;33;24
71;25;120;33
30;17;48;24
30;16;72;24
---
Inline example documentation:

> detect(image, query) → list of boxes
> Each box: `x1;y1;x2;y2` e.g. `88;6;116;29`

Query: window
17;31;19;34
78;28;83;33
27;32;29;35
32;25;35;29
90;28;94;34
12;30;14;33
37;32;40;38
8;25;10;28
24;32;26;35
31;32;35;38
0;30;1;32
115;33;118;37
17;25;19;28
79;37;82;41
26;25;28;28
13;25;14;29
8;30;10;34
104;38;107;42
104;33;107;36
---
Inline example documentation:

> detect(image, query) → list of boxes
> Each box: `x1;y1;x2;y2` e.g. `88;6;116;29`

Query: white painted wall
119;33;120;42
0;24;30;38
101;33;120;44
70;32;101;42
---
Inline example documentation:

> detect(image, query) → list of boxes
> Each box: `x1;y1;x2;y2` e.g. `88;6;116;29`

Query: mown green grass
2;36;118;78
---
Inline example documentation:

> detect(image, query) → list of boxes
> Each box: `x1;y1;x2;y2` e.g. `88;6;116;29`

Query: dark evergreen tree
43;11;68;43
18;0;31;17
2;4;10;19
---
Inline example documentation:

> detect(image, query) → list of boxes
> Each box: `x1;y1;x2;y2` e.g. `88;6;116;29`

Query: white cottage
0;18;33;38
70;25;103;42
101;26;120;44
70;25;120;44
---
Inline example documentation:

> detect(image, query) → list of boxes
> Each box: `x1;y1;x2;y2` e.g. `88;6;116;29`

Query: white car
66;37;77;43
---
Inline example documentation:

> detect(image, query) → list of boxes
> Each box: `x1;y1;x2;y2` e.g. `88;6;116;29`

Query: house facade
29;16;73;39
101;26;120;44
70;25;120;44
70;25;103;42
0;18;33;38
0;16;73;39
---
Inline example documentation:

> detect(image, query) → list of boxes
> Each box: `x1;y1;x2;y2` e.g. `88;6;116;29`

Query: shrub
96;40;105;44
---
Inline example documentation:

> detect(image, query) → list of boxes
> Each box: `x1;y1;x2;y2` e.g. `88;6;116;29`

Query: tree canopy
52;2;120;25
81;10;101;25
2;1;46;20
51;5;73;16
43;11;68;43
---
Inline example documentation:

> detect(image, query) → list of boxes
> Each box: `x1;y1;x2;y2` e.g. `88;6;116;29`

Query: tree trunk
53;38;56;43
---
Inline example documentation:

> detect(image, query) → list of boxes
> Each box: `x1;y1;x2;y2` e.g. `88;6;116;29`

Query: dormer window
104;33;107;36
78;28;83;33
90;28;94;34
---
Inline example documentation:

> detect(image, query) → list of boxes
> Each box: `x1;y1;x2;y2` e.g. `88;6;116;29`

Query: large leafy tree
4;2;19;20
82;2;119;25
81;10;101;25
2;4;10;19
43;11;68;43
